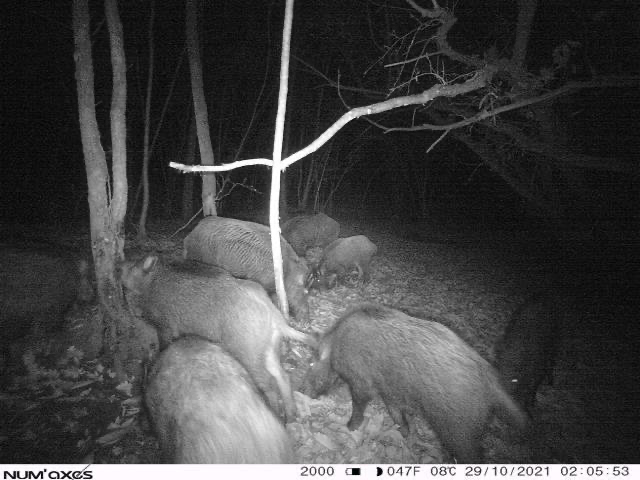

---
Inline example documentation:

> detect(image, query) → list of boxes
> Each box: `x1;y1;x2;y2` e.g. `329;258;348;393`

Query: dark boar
281;213;340;257
146;337;295;463
318;235;377;287
301;303;527;463
0;243;93;343
494;292;563;413
120;255;316;422
183;216;309;322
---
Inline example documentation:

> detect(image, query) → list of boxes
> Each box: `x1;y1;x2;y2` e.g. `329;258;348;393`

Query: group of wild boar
0;214;561;464
121;213;384;463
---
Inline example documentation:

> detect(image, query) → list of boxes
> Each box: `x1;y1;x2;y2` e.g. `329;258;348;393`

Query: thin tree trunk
130;45;185;223
299;148;314;211
279;170;288;217
105;0;127;234
185;0;216;216
73;0;111;264
137;0;155;240
269;0;295;318
103;0;129;376
294;78;325;212
182;112;197;221
512;0;538;69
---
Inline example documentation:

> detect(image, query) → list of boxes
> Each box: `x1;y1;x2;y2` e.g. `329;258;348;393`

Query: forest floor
1;213;637;464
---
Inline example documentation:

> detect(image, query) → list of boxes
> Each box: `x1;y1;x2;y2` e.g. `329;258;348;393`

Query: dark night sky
2;0;639;224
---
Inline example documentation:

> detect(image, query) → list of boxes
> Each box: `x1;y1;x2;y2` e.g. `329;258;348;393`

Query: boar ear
304;269;317;289
142;255;159;272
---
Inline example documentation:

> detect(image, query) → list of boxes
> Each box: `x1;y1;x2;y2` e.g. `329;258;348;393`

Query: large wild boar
495;292;564;413
183;216;309;322
0;243;92;343
301;303;528;463
314;235;377;288
146;337;295;463
281;213;340;257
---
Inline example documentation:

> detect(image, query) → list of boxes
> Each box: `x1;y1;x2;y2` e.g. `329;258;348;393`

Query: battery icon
346;467;361;475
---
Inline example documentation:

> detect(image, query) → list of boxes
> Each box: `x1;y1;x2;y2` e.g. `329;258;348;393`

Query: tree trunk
182;112;197;221
299;155;314;211
185;0;216;216
73;0;125;373
73;0;156;379
269;0;295;319
511;0;538;69
279;170;288;217
137;0;155;241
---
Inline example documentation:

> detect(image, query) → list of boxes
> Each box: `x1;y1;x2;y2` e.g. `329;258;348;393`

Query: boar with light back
146;337;295;463
183;216;309;322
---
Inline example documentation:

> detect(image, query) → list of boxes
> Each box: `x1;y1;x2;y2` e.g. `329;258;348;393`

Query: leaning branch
170;67;492;173
170;157;272;172
280;68;491;169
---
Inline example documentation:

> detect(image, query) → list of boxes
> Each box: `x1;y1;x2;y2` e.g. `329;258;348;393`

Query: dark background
2;0;638;230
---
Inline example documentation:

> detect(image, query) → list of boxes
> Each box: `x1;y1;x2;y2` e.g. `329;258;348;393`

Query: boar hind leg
264;346;296;422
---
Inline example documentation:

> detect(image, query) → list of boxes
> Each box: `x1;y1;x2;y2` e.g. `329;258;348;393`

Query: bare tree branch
385;77;640;134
